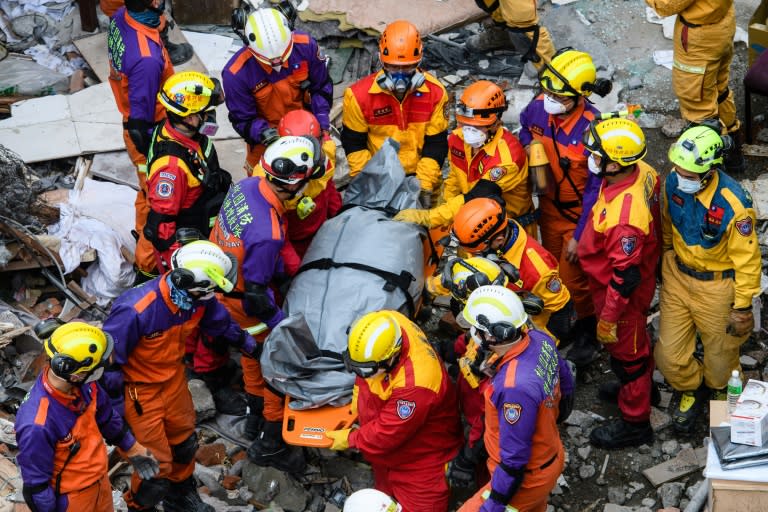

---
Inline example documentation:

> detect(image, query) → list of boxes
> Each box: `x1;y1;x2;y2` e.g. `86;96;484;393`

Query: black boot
160;24;193;66
589;418;653;449
247;420;306;474
565;316;600;368
670;385;709;433
598;380;661;407
244;394;264;441
161;477;214;512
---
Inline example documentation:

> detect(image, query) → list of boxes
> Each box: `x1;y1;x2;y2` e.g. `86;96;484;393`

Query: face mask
462;125;487;149
85;366;104;383
543;95;568;115
386;70;414;95
168;275;194;310
198;111;219;137
676;174;702;195
587;154;602;176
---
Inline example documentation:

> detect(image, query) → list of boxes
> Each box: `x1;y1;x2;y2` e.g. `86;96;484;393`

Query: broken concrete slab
242;463;310;512
641;446;707;487
189;379;216;422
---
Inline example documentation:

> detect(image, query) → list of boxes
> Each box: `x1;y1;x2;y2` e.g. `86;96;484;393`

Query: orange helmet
452;198;508;251
278;109;321;137
379;20;422;66
456;80;508;127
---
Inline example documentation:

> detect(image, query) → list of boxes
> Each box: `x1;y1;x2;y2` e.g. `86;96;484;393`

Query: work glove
324;428;352;450
446;444;478;488
260;127;279;147
479;495;509;512
124;442;160;480
557;392;574;424
393;208;431;227
238;331;263;360
726;307;754;337
596;318;618;344
419;189;433;208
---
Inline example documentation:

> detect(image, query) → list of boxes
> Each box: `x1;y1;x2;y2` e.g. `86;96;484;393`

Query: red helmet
278;109;321;137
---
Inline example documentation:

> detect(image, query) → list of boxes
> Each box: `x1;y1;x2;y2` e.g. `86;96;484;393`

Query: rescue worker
449;197;574;342
519;48;612;368
143;71;232;272
210;135;326;472
393;80;535;235
458;285;573;512
343;489;402;512
101;1;192;64
466;0;555;76
102;240;260;512
223;7;333;175
324;311;462;512
576;118;661;448
656;125;761;433
107;0;175;281
645;0;743;172
341;20;449;207
15;322;159;512
250;109;342;258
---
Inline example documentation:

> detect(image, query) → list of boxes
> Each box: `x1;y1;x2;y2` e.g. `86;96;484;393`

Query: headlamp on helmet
462;285;527;348
450;257;508;303
344;311;403;378
540;48;612;99
42;322;114;383
668;125;726;174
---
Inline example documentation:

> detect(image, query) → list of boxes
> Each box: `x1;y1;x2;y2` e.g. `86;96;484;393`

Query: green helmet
668;125;724;174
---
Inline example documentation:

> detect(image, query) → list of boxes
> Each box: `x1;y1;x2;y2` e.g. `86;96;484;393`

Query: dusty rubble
1;0;768;511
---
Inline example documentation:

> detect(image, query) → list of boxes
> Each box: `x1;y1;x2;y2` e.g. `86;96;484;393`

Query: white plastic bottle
727;370;743;415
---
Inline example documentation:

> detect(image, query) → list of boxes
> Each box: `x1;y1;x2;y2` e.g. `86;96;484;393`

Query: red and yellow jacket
341;70;448;191
348;312;462;469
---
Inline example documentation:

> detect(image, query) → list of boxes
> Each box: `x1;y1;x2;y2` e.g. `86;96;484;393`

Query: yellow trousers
655;251;747;391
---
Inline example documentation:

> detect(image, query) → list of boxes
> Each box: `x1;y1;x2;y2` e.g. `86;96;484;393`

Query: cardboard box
749;0;768;66
731;379;768;447
708;401;768;512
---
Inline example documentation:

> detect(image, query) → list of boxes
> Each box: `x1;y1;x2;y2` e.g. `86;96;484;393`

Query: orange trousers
538;202;594;319
220;296;284;422
123;368;196;508
124;130;157;275
458;450;564;512
59;474;113;511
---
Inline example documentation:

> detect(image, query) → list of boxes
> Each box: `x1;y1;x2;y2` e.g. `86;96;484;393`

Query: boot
598;379;661;407
247;420;306;474
565;316;600;368
724;129;746;174
465;24;512;53
160;24;193;66
670;385;709;433
244;394;264;441
212;388;247;416
589;418;653;449
161;477;214;512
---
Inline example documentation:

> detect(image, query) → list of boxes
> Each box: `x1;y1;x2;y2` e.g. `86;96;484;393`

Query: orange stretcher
281;224;446;447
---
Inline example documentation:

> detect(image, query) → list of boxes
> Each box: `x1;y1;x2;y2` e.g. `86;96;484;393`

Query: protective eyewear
473;314;521;344
264;157;310;185
455;102;507;120
342;349;384;378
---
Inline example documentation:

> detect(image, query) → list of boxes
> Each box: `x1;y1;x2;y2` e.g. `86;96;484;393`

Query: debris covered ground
1;0;768;511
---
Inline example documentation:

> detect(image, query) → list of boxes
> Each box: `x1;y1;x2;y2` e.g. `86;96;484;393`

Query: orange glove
596;318;618;344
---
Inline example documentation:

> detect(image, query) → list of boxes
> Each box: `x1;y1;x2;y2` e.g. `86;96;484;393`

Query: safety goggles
455;102;507;120
472;314;521;345
264;157;311;185
342;349;385;379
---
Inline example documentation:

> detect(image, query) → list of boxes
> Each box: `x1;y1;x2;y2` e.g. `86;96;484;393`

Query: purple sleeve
15;423;56;510
126;56;163;123
102;301;141;367
94;383;135;451
489;384;539;499
222;57;269;145
518;101;534;147
305;37;332;130
558;354;575;396
241;238;285;327
573;172;602;241
199;298;251;338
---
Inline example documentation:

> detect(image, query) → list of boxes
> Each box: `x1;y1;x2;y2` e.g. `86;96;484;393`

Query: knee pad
171;433;199;465
610;355;649;385
133;478;170;508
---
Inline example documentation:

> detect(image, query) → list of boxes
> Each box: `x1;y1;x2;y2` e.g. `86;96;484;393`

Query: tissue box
731;380;768;447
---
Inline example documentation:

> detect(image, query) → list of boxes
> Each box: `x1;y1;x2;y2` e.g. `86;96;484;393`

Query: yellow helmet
44;322;114;381
540;48;600;97
344;311;403;378
583;118;647;166
158;71;222;117
450;257;508;303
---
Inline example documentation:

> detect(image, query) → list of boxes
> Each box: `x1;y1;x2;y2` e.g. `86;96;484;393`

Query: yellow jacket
645;0;733;26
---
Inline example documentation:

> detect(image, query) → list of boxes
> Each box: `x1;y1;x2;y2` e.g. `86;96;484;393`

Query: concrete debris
657;482;685;509
189;379;217;422
242;463;310;512
661;117;687;138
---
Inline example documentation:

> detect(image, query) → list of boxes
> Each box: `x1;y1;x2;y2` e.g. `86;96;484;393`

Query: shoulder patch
489;167;506;181
396;399;416;420
735;217;753;236
504;403;522;425
155;180;174;198
546;275;562;293
620;235;637;256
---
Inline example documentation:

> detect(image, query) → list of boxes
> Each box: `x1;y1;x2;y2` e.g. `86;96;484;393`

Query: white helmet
170;240;237;294
260;135;323;185
343;489;402;512
462;285;527;345
245;8;293;69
